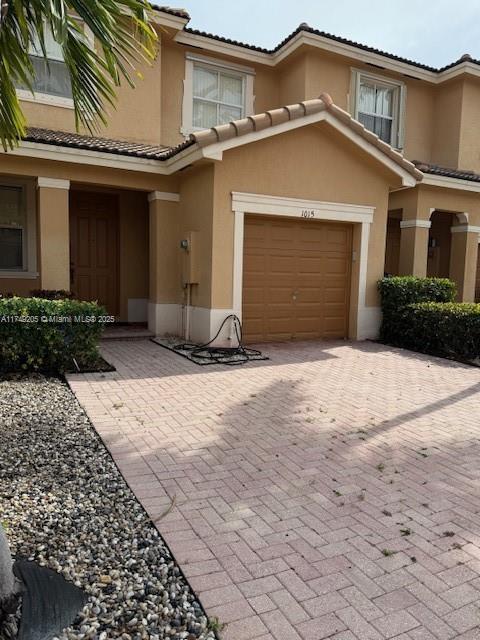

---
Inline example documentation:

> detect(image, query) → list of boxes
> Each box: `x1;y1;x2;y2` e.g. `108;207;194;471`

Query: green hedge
399;302;480;362
378;276;456;343
378;276;479;362
0;297;106;373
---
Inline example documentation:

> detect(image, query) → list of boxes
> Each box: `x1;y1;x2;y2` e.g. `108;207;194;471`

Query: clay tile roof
23;127;194;160
412;160;480;183
22;97;422;182
150;5;190;20
191;94;422;181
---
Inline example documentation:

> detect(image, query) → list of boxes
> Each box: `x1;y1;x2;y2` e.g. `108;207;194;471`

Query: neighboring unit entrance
69;191;119;316
476;244;480;302
242;215;352;343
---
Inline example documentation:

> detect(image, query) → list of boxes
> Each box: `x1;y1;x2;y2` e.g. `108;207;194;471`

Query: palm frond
0;0;158;149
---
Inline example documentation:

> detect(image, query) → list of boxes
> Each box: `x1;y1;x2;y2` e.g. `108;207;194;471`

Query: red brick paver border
68;340;480;640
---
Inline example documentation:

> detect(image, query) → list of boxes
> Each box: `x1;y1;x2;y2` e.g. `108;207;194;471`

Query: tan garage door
242;215;352;343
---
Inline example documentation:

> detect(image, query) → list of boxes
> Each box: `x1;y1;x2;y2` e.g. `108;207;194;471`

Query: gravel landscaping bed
0;375;216;640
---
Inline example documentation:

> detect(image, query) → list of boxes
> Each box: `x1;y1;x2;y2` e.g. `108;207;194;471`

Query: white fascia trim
400;219;431;229
451;225;480;234
232;192;375;223
176;30;438;82
437;61;480;83
175;31;272;66
37;176;70;190
175;30;480;86
421;174;480;193
8;141;168;174
4;139;205;176
148;191;180;202
203;110;418;187
273;31;438;82
150;10;188;31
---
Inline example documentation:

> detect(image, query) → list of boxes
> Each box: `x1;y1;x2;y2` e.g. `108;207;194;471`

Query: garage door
242;215;352;343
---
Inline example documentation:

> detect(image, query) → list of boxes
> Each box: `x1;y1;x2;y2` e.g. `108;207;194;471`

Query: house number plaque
301;209;316;218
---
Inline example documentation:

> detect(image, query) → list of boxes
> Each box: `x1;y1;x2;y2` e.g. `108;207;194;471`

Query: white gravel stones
0;375;216;640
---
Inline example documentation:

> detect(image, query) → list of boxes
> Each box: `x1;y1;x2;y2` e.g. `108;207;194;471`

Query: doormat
151;336;269;366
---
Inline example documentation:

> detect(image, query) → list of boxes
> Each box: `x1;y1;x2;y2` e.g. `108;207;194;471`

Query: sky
176;0;480;68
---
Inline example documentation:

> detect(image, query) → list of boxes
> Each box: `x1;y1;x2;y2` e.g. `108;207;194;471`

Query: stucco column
148;191;180;335
37;177;70;291
449;225;480;301
399;219;431;277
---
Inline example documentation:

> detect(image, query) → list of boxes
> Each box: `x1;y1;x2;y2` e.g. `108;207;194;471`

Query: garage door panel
243;286;265;304
324;286;348;304
325;256;350;275
267;288;295;304
270;225;296;247
269;254;297;275
296;287;323;303
297;256;323;274
326;227;351;246
243;215;352;343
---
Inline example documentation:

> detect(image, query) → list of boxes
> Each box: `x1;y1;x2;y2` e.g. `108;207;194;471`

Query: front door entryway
242;215;352;343
70;191;119;316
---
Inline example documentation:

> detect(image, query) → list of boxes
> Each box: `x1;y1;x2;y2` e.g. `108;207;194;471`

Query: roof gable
189;94;422;187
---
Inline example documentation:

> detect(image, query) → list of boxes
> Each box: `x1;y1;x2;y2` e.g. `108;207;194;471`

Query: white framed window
0;178;37;278
182;53;255;135
16;22;93;109
351;70;405;149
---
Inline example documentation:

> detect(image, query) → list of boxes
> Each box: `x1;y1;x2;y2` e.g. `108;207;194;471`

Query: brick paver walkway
68;340;480;640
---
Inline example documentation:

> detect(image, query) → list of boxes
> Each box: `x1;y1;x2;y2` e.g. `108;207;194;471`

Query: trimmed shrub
0;297;106;373
378;276;456;343
399;302;480;362
30;289;75;300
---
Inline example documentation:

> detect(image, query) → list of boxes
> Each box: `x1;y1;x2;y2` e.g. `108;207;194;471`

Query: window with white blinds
353;71;405;148
192;64;245;129
0;186;26;271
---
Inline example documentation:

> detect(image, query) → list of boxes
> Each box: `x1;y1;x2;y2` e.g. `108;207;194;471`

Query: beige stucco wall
210;123;397;320
178;164;215;308
458;78;480;172
278;54;308;106
431;80;463;169
118;190;149;320
38;184;70;290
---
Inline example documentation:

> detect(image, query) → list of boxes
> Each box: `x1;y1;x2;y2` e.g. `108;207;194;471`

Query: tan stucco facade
1;10;480;342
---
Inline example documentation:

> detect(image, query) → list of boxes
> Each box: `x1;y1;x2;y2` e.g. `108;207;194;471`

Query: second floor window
29;29;72;99
182;53;255;135
193;64;245;129
353;71;404;149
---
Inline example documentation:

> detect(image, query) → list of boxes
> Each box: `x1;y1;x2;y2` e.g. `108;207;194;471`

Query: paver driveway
68;340;480;640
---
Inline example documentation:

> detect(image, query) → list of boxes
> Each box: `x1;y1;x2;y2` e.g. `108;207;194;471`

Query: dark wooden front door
70;191;119;316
